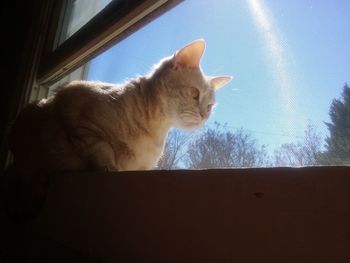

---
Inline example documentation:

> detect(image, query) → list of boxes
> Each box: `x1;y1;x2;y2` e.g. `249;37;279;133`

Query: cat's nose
200;111;207;119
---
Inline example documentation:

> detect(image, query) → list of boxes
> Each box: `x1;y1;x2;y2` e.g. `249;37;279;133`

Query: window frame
38;0;183;87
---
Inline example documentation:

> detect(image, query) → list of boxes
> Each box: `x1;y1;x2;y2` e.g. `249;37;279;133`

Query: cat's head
154;39;232;130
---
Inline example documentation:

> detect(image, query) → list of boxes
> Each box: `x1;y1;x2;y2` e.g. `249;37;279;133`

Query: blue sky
88;0;350;152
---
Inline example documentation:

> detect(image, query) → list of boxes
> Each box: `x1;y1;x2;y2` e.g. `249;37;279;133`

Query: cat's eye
190;87;200;100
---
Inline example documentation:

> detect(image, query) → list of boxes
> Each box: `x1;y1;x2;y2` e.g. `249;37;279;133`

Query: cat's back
50;80;122;123
52;80;114;108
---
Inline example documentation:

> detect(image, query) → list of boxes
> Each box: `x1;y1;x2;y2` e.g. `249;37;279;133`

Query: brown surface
28;167;350;262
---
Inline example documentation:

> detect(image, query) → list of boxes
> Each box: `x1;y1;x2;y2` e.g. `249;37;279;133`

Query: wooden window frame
38;0;183;86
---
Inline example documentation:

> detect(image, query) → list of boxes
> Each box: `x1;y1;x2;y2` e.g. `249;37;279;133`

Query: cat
5;39;232;221
10;39;232;173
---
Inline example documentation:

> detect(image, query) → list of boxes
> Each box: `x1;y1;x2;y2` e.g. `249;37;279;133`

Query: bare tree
157;129;192;169
274;123;322;166
185;124;269;169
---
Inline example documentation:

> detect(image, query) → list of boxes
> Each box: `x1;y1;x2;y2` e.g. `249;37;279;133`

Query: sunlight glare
247;0;296;139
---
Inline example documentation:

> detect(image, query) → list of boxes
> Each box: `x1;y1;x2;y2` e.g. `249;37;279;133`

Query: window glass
47;65;89;97
55;0;112;47
55;0;350;168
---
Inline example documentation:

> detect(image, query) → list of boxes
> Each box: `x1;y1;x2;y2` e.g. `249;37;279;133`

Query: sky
88;0;350;153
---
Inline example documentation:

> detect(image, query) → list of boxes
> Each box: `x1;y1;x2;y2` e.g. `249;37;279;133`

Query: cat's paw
88;157;118;172
103;165;118;172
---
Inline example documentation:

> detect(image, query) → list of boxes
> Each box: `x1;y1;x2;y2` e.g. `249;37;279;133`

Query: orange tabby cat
10;39;232;173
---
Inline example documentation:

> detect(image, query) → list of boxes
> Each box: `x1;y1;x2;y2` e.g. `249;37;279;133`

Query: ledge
27;167;350;262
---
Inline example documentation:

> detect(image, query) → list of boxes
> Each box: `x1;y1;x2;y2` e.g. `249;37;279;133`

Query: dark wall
0;0;46;170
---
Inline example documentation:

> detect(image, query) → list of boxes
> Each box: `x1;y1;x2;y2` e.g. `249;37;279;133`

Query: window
54;0;112;47
77;1;350;168
19;0;350;169
36;0;180;86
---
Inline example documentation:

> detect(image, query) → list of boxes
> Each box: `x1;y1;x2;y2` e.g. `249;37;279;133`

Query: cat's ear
210;76;233;90
173;39;206;69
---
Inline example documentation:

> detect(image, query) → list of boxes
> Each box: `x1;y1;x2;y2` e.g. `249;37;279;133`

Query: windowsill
22;166;350;262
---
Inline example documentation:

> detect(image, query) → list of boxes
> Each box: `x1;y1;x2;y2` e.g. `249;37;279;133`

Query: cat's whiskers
109;95;117;101
181;110;200;119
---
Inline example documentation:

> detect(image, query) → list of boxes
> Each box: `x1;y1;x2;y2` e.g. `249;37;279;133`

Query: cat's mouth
179;120;206;130
184;122;204;130
173;119;204;130
176;111;205;130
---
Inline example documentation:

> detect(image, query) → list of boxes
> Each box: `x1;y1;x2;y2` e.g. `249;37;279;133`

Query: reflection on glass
56;0;112;47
